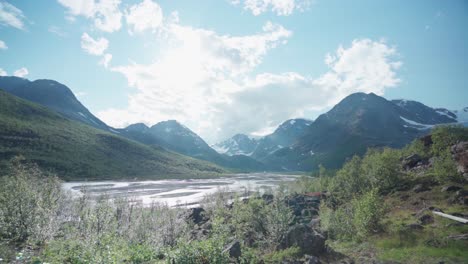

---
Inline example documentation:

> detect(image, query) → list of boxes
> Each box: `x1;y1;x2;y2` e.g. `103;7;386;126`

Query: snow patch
400;116;433;130
289;120;296;125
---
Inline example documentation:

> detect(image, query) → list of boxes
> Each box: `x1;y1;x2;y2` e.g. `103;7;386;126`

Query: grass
0;90;224;180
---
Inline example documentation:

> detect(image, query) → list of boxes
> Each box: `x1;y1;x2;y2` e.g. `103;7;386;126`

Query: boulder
451;190;468;205
280;224;326;256
304;255;321;264
447;234;468;241
223;240;241;259
186;207;207;225
451;141;468;174
412;184;430;193
403;154;422;170
441;185;462;192
418;214;434;225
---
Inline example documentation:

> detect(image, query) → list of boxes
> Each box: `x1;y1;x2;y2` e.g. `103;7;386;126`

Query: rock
441;185;462;192
309;218;321;229
223;240;241;259
403;154;422;170
280;224;326;256
262;194;274;204
418;214;434;225
304;255;321;264
420;135;433;147
406;223;424;230
187;207;207;224
452;190;468;205
447;234;468;241
412;184;430;193
451;141;468;174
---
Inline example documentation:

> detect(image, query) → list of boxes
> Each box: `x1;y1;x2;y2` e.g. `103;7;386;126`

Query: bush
0;157;64;244
431;125;468;156
166;238;230;264
432;147;462;183
352;188;384;240
361;148;402;193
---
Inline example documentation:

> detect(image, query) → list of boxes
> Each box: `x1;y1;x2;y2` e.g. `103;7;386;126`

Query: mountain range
0;76;466;178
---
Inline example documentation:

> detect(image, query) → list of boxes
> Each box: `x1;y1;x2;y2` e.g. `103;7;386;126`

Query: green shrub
432;147;462;183
0;157;64;244
361;148;402;193
352;188;384;240
166;238;230;264
431;125;468;156
263;246;300;263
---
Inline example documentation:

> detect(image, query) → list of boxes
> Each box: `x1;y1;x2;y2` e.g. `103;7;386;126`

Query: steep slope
121;120;267;171
0;90;223;180
212;134;258;156
263;93;455;171
251;118;313;161
0;77;110;131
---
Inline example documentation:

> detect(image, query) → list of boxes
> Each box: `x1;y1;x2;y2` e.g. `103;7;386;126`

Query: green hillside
0;90;224;180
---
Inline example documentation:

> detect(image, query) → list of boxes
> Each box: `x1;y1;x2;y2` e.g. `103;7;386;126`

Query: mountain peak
125;123;150;132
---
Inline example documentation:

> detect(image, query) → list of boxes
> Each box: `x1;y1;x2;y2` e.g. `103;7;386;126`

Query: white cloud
231;0;311;16
57;0;122;32
99;53;112;68
97;12;401;143
48;25;67;37
126;0;163;34
0;40;7;49
0;68;6;76
81;33;109;55
13;67;28;78
0;1;26;29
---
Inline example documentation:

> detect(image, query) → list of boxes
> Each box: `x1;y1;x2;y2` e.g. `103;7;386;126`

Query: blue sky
0;0;467;143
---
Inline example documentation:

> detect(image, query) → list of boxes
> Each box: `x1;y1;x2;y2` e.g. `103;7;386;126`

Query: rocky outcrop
451;141;468;178
223;240;241;259
279;224;326;256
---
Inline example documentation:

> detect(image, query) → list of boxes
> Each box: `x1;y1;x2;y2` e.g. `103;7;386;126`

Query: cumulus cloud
57;0;122;32
0;1;26;29
97;13;400;143
81;33;109;55
0;68;6;76
231;0;311;16
126;0;163;34
0;40;7;49
13;67;28;78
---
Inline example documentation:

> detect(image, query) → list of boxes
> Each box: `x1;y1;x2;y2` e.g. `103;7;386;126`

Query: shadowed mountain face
0;77;109;131
260;93;458;171
1;76;465;174
0;90;223;180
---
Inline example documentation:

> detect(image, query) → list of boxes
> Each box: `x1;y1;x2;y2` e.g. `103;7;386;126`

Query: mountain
261;93;457;171
0;90;223;180
212;134;258;156
121;120;267;171
250;118;313;161
0;76;110;131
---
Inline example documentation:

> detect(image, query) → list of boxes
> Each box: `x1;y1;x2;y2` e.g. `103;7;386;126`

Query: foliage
263;247;301;263
431;147;462;183
0;90;223;180
351;188;384;239
431;125;468;156
166;238;230;264
361;148;402;193
0;157;64;244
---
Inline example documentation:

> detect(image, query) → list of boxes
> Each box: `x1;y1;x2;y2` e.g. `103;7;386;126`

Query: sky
0;0;467;143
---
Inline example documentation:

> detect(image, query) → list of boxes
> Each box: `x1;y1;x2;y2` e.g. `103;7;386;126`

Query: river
62;173;300;207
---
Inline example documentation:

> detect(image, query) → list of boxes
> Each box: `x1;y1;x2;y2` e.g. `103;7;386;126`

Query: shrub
352;188;384;240
432;147;462;183
361;148;402;193
166;238;230;264
0;157;64;244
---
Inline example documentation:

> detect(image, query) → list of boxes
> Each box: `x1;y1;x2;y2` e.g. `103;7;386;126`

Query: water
62;173;300;207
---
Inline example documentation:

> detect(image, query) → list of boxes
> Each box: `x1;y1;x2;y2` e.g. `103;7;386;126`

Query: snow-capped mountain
452;107;468;126
212;134;258;156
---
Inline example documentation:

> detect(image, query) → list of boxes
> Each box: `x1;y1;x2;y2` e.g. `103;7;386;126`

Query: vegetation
0;125;466;263
0;90;223;180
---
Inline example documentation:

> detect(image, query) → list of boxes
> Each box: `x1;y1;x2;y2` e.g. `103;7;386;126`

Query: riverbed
62;173;300;207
